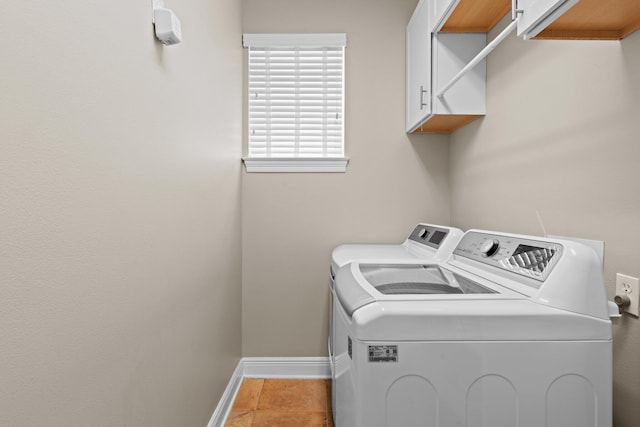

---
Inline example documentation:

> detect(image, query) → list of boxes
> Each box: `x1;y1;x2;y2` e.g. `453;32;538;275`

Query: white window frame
242;33;348;173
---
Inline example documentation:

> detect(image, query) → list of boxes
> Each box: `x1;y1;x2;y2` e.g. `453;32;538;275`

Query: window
242;33;348;172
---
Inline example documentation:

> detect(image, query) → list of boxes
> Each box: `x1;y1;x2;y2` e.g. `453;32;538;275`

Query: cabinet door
406;0;431;132
517;0;580;39
432;0;460;32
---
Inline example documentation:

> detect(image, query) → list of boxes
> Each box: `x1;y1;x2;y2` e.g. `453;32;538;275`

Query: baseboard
206;356;330;427
242;356;330;379
206;361;244;427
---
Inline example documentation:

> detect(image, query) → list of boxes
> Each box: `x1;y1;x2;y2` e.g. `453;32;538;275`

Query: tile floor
225;378;334;427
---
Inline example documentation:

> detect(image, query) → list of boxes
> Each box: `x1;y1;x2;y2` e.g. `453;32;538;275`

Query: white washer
329;224;463;419
333;229;617;427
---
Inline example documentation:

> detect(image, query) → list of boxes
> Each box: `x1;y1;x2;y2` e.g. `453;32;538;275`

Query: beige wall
243;3;640;424
450;16;640;427
0;1;242;426
5;0;636;424
241;0;451;356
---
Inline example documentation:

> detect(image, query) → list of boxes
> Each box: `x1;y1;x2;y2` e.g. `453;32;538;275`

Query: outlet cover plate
616;273;640;317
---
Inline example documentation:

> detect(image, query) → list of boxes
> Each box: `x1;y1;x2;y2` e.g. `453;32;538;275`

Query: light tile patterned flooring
225;378;334;427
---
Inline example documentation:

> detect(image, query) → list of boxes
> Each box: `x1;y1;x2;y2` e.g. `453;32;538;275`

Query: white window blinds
243;34;346;160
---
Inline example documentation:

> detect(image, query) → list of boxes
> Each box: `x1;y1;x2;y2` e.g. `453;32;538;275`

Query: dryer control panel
453;232;563;282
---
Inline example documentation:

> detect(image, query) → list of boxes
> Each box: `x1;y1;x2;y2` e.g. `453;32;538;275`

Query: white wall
450;16;640;427
241;0;451;356
0;1;242;426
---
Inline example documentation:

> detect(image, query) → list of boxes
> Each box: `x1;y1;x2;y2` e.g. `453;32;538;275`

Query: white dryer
332;230;616;427
329;224;463;418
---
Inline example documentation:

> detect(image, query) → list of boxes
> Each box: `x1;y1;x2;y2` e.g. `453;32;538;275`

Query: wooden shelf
412;114;483;133
535;0;640;40
440;0;639;40
440;0;511;33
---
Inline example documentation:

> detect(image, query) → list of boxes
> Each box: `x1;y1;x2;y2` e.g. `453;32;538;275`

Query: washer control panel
453;232;563;282
408;225;450;249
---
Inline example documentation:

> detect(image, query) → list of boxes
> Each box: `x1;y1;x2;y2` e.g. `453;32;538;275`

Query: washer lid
335;263;511;317
360;264;493;296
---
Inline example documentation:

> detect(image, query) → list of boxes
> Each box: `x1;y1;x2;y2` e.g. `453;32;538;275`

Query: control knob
479;239;500;257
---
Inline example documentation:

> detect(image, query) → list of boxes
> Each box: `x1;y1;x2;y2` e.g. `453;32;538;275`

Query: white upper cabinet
517;0;580;39
406;0;639;134
406;0;431;132
406;0;486;134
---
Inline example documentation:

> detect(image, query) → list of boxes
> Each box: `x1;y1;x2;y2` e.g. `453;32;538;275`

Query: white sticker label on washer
368;345;398;362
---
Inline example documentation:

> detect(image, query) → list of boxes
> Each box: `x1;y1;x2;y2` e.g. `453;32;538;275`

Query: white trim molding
207;357;331;427
206;361;244;427
242;157;349;173
242;357;331;378
243;33;347;48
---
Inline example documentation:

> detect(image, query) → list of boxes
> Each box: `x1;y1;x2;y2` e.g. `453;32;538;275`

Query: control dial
418;228;429;239
479;239;500;257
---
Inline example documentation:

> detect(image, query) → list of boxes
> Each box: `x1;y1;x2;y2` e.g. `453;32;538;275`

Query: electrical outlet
616;273;640;317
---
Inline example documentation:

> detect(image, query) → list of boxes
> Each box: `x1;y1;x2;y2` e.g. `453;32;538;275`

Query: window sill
242;157;349;173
